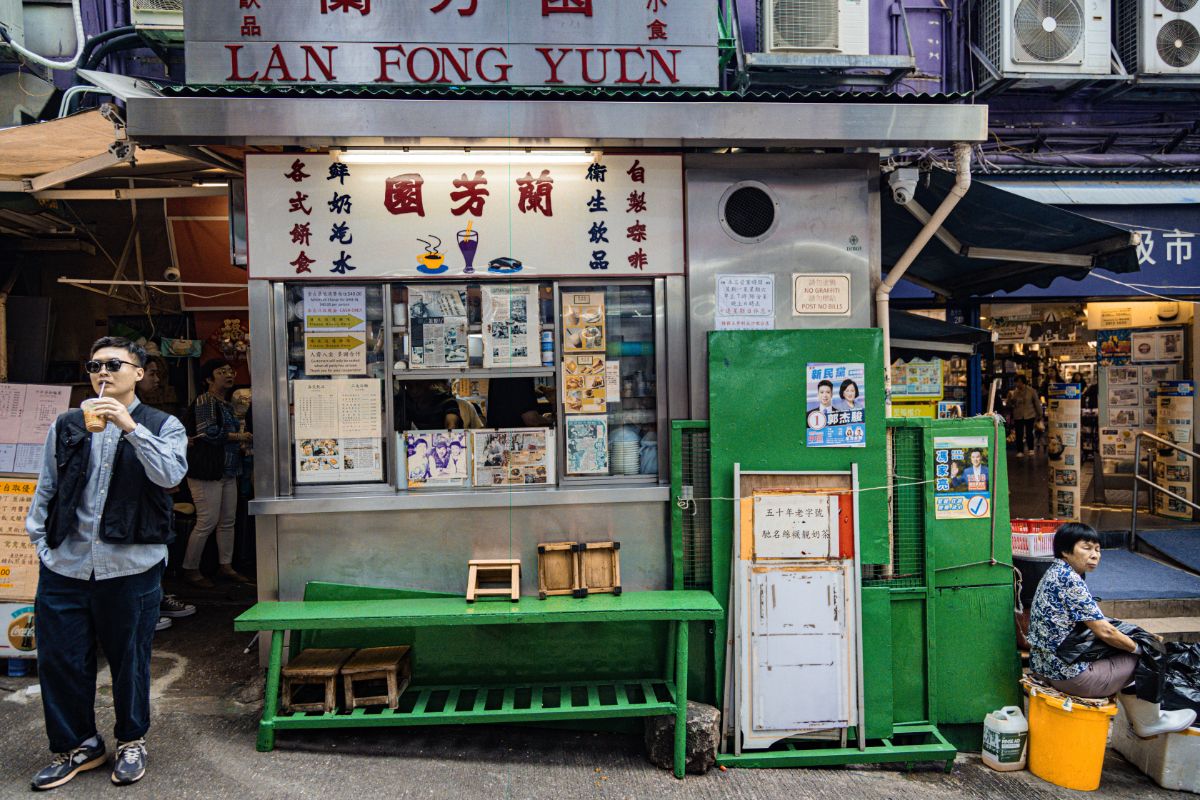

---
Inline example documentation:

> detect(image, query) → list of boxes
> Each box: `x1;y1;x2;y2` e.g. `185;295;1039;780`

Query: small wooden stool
466;558;521;603
281;648;355;714
341;646;412;710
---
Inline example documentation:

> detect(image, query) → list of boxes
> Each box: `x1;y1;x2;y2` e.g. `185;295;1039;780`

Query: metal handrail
1131;430;1200;550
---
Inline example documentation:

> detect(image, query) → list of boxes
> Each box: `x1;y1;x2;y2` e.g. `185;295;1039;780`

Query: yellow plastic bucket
1026;689;1117;791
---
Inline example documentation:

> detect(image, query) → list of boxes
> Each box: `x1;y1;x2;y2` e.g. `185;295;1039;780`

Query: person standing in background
135;357;195;630
181;360;252;588
25;337;188;788
1006;374;1042;458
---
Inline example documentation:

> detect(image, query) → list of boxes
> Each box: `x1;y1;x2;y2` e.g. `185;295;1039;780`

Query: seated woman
1028;522;1196;737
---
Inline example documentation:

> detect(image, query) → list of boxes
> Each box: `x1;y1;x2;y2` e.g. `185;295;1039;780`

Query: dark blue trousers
34;562;163;752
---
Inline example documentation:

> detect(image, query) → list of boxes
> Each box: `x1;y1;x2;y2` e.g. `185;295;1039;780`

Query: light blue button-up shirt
25;398;189;581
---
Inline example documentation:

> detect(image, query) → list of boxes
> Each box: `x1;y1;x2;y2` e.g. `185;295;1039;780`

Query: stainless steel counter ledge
249;485;670;515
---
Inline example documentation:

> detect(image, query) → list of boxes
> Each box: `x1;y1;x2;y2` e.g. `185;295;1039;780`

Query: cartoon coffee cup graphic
416;236;448;275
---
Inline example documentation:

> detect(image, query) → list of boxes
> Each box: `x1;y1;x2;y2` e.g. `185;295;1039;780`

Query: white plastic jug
983;706;1029;772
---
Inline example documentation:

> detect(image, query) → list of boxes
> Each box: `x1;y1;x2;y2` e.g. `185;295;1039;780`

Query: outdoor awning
889;310;993;362
881;168;1141;298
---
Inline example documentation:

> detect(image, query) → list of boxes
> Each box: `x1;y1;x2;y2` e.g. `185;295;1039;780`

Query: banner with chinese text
185;1;718;88
247;154;684;279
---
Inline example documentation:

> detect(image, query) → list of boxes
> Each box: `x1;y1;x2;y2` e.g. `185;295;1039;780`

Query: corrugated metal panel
982;180;1200;205
156;83;970;104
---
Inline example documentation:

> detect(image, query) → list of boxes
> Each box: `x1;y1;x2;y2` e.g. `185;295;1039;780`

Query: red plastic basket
1011;519;1061;557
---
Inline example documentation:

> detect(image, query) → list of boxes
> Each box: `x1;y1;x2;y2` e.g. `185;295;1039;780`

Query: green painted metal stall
690;329;1019;766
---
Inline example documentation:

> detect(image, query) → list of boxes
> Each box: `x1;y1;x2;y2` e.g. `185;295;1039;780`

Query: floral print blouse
1028;558;1104;681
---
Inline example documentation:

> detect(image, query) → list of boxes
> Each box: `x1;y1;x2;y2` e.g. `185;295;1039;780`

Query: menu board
293;379;383;483
482;285;540;368
0;385;72;475
1131;328;1184;363
471;428;555;488
0;480;38;600
562;292;605;353
565;415;609;474
563;354;607;414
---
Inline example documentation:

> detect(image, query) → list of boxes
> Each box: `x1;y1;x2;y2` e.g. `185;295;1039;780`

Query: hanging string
1088;272;1200;304
675;475;939;514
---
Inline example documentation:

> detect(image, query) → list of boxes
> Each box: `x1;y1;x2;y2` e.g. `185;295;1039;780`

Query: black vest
45;403;176;549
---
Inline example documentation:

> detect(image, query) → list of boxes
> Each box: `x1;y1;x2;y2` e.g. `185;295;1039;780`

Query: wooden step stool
281;648;356;714
466;558;521;603
341;646;412;710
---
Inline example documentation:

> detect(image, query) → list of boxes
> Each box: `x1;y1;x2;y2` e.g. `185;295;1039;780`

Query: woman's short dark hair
839;378;859;399
198;358;232;388
91;336;146;367
1053;522;1101;559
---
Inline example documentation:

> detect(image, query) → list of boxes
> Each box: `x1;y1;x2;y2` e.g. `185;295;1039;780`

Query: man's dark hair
90;336;146;367
1015;374;1028;385
818;379;833;391
198;358;232;388
1053;522;1101;559
968;448;984;460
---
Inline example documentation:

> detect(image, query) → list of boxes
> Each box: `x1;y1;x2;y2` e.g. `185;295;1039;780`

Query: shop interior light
332;149;596;165
193;181;229;188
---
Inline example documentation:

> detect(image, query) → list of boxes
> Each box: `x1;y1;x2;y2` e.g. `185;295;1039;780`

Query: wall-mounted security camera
163;265;181;282
888;168;920;206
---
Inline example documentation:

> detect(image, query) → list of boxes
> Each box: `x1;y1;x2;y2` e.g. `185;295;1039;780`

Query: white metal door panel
748;568;850;731
755;568;845;636
751;634;847;730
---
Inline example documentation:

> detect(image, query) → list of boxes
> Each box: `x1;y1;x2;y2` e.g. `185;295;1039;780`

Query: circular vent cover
1014;0;1084;62
1161;0;1198;13
719;183;778;243
1158;19;1200;68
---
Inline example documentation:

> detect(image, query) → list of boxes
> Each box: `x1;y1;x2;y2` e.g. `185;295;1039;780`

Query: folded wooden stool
341;646;413;710
281;647;356;714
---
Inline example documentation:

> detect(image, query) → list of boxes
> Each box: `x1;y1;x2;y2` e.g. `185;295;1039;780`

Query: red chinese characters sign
246;153;684;279
185;2;716;87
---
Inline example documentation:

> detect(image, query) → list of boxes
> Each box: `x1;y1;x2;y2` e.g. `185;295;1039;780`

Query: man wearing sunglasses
25;337;188;790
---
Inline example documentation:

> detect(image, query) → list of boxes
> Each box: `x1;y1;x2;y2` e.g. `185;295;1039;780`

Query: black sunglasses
85;358;141;374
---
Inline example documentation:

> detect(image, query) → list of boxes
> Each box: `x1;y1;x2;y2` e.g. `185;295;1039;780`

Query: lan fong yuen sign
186;1;718;88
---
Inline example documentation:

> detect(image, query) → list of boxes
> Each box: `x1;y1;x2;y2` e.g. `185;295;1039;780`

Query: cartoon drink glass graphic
457;220;479;274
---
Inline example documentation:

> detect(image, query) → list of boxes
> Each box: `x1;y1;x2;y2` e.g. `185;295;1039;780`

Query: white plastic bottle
982;706;1029;772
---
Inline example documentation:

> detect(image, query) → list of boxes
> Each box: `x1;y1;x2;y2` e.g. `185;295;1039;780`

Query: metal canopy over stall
880;169;1142;298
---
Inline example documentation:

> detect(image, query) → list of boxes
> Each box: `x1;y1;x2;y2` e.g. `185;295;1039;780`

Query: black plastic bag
1162;642;1200;714
1055;618;1165;703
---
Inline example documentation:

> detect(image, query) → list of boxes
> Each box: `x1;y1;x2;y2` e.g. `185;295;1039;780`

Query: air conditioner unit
759;0;870;57
978;0;1111;76
1117;0;1200;75
0;0;25;62
131;0;184;45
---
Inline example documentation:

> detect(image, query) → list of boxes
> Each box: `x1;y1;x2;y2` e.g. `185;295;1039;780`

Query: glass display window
561;284;658;480
285;284;390;486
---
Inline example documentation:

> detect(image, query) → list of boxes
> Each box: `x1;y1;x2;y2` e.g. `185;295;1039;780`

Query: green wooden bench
235;590;722;778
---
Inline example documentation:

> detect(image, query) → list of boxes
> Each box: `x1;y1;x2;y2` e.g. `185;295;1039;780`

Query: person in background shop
487;377;546;428
181;359;252;588
25;337;188;788
1040;365;1063;400
1006;374;1042;458
394;381;462;431
135;357;195;630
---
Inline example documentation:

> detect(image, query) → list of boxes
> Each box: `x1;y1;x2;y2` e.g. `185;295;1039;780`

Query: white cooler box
1112;708;1200;793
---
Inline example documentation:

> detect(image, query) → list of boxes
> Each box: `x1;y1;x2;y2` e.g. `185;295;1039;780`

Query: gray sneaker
160;594;196;618
31;736;106;790
111;739;147;786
